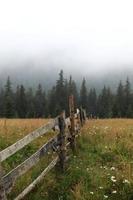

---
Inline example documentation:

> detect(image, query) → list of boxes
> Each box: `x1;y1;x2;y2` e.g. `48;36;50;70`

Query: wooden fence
0;95;86;200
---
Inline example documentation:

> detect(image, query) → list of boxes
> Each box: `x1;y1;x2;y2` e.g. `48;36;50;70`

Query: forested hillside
0;70;133;119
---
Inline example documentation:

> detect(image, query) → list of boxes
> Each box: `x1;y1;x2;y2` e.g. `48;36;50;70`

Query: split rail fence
0;95;86;200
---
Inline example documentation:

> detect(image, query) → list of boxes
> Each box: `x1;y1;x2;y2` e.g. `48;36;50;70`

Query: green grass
25;120;133;200
1;119;133;199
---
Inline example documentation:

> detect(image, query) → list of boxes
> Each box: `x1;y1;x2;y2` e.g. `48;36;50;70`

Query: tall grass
1;119;133;199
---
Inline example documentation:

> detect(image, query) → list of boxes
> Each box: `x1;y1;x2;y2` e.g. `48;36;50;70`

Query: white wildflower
110;167;115;171
104;195;108;198
123;179;130;184
112;190;117;194
90;192;94;195
111;176;117;182
111;176;115;179
99;186;103;189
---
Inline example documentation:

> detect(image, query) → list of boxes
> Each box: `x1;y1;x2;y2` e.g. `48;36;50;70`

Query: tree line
0;70;133;118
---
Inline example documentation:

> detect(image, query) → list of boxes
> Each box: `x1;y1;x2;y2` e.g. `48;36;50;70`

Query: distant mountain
0;64;133;92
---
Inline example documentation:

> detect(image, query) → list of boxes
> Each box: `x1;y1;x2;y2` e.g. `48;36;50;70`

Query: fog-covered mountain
0;61;133;92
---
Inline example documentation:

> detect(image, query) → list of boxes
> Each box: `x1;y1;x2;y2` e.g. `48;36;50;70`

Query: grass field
1;119;133;200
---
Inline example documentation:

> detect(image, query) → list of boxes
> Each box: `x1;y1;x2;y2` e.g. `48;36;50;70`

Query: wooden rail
3;135;59;193
0;119;57;162
14;157;59;200
0;95;86;200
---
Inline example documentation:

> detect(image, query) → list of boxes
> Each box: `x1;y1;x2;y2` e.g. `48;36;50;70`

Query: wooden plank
14;157;58;200
58;112;66;171
69;95;76;151
0;165;7;200
2;135;59;193
0;119;57;162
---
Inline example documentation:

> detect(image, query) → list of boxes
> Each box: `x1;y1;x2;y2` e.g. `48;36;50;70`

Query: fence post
79;107;83;127
82;109;86;125
69;95;76;152
0;166;6;200
58;111;66;171
76;108;81;129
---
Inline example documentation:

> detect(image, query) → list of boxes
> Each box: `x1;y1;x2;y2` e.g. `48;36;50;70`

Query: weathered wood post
58;111;66;171
82;109;86;125
76;108;81;134
0;166;6;200
79;106;84;127
69;95;76;151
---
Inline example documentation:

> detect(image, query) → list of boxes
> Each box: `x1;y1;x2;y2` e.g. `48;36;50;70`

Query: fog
0;0;133;89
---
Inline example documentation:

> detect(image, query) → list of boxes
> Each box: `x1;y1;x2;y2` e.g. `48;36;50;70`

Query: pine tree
124;78;132;117
48;86;56;117
106;87;113;118
68;76;79;109
26;88;35;118
55;70;66;115
34;84;45;118
16;85;27;118
98;86;107;118
15;85;20;117
0;88;4;117
88;88;97;118
4;77;14;118
42;89;48;117
114;81;125;117
80;78;88;109
98;86;113;118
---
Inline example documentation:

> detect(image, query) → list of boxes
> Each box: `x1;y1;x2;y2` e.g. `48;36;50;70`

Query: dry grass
1;118;133;200
0;118;58;199
0;118;50;149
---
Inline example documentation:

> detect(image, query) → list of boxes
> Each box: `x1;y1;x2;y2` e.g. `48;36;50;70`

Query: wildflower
110;167;115;171
99;186;103;189
111;176;117;182
123;179;130;184
104;195;108;198
90;192;94;195
86;168;89;171
105;146;108;149
111;176;115;179
112;179;117;183
112;190;117;194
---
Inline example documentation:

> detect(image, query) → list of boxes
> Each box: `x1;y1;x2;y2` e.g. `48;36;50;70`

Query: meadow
1;119;133;199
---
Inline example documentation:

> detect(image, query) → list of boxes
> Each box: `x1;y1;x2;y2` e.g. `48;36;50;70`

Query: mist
0;0;133;90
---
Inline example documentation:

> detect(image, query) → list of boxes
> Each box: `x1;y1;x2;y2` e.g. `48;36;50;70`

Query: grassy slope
1;119;133;199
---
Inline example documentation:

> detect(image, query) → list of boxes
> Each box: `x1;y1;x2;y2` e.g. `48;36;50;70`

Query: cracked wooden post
58;111;66;171
0;165;6;200
69;95;76;152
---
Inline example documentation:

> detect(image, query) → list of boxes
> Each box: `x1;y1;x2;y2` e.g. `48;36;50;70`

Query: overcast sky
0;0;133;73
